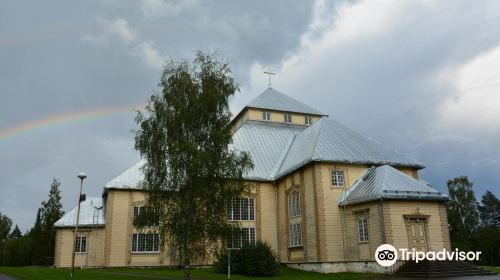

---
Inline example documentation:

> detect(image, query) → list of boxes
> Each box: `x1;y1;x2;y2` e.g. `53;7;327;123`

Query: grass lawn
0;266;382;280
482;266;500;273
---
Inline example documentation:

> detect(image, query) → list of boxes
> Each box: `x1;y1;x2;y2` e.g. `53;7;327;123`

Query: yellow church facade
54;88;450;273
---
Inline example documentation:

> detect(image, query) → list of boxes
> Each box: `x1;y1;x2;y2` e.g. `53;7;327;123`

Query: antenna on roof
264;71;275;89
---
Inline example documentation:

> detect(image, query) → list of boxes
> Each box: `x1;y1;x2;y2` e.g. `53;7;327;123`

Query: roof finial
264;71;275;89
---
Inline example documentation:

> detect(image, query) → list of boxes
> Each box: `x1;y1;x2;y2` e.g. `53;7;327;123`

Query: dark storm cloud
0;0;316;231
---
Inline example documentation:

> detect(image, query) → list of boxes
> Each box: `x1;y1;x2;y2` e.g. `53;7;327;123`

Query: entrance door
407;219;428;251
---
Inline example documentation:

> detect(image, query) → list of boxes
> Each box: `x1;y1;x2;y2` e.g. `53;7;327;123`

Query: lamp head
77;173;87;180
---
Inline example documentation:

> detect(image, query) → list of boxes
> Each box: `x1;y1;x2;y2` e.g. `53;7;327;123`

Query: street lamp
71;172;87;278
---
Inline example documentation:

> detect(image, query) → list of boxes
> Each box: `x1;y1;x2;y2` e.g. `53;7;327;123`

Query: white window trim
131;232;160;253
228;197;256;221
228;227;256;249
305;116;312;126
133;206;160;227
358;218;369;243
287;191;301;218
262;111;271;121
331;170;345;187
289;223;303;247
75;236;86;253
284;114;292;123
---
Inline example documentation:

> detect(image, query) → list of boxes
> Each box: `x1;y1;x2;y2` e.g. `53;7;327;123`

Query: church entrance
406;218;428;251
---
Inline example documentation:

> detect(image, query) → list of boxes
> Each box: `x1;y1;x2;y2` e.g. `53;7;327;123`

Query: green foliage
135;51;253;279
0;212;12;240
215;241;280;276
446;176;479;241
8;225;22;239
478;191;500;228
2;236;31;266
1;178;64;266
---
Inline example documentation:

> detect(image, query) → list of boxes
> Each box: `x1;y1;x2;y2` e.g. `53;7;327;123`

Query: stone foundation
287;261;390;273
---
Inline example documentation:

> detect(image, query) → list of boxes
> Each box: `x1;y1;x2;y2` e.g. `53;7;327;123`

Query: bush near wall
216;241;280;276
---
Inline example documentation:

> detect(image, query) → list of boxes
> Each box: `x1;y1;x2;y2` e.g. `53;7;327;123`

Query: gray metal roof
105;160;145;189
337;165;448;206
275;118;423;178
231;120;305;180
54;197;105;228
246;88;325;116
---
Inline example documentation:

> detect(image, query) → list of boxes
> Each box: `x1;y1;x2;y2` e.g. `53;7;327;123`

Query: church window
228;197;255;221
228;227;256;248
305;116;312;126
262;111;271;121
133;206;160;226
132;233;160;252
289;223;302;247
287;191;301;217
75;236;86;253
358;218;369;242
331;170;345;187
284;114;292;123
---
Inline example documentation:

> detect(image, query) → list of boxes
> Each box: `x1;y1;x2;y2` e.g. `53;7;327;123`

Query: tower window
284;114;292;123
305;116;312;126
331;170;345;187
262;111;271;121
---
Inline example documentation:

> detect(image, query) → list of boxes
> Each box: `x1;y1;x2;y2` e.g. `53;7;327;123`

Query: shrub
215;241;279;276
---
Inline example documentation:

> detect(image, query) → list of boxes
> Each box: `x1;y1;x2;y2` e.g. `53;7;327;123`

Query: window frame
262;111;271;121
287;191;301;218
228;197;255;221
131;233;160;253
228;227;256;249
305;116;312;126
75;236;86;253
133;206;160;227
358;218;369;243
288;223;303;247
331;170;345;187
283;114;292;123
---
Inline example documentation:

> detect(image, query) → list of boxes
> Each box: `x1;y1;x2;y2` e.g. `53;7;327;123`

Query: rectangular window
305;116;312;126
75;236;86;253
262;111;271;121
358;219;369;242
132;233;160;253
289;223;302;247
133;206;160;226
287;191;301;217
331;170;345;187
228;228;256;248
228;197;255;221
284;114;292;123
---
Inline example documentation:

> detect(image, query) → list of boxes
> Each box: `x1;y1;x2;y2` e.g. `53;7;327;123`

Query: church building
54;88;450;273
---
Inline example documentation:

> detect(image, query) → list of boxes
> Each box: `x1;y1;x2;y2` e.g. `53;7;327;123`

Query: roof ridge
310;117;326;161
270;133;299;179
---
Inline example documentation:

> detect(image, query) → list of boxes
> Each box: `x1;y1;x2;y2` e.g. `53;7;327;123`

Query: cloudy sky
1;0;499;231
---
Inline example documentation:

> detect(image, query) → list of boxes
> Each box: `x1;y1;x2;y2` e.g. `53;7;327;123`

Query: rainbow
0;103;145;140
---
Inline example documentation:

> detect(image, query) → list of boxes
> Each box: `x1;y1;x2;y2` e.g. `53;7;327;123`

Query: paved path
0;273;17;280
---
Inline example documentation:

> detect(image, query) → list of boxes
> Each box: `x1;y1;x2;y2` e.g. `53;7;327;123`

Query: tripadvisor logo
375;244;482;267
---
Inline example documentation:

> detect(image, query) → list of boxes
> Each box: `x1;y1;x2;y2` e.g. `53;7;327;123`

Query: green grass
0;266;381;280
482;266;500;273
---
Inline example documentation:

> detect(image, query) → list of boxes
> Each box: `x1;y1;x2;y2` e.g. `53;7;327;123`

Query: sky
1;0;499;232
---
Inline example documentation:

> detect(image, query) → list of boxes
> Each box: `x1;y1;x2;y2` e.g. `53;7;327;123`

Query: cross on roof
264;71;275;88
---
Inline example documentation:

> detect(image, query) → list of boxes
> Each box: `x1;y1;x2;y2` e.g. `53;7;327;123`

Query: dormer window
305;116;312;126
262;111;271;121
284;114;292;123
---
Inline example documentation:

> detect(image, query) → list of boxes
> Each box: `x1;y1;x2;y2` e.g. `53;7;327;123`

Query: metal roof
231;120;305;180
54;197;105;228
275;118;423;178
337;165;448;206
105;160;145;189
246;88;326;116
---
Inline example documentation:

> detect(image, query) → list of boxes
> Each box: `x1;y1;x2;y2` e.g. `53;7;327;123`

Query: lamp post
71;172;86;278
